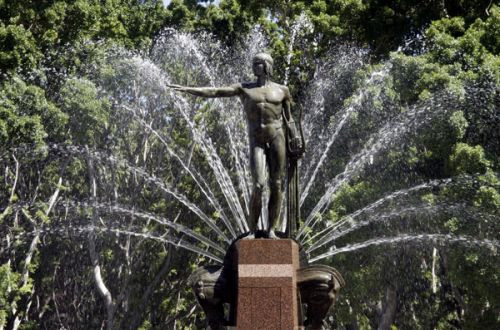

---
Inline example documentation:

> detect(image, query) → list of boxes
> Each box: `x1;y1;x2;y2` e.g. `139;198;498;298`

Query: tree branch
127;245;174;329
13;176;62;330
87;153;116;330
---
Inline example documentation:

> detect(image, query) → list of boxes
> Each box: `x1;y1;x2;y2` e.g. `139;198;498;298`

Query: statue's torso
240;82;286;144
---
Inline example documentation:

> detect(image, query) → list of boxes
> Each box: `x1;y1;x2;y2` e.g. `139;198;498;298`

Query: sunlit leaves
59;78;110;146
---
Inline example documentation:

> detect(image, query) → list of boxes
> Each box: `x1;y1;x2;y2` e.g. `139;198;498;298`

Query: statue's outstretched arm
168;83;241;98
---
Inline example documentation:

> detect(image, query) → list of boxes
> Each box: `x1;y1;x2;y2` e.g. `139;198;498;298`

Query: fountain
164;47;349;328
1;19;498;329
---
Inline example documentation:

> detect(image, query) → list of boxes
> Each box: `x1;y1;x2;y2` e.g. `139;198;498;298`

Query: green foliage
0;263;32;327
197;0;255;43
0;76;67;150
0;263;16;326
0;23;41;73
475;185;499;210
390;7;499;102
448;143;490;175
332;182;375;217
59;78;109;146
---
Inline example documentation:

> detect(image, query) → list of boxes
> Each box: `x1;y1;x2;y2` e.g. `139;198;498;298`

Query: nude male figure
169;53;301;238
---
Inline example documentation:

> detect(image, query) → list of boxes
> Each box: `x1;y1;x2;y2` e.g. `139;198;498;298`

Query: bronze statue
180;53;343;329
169;52;304;238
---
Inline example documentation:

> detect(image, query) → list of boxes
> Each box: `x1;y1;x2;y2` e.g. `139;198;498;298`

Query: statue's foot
242;232;255;239
268;230;279;239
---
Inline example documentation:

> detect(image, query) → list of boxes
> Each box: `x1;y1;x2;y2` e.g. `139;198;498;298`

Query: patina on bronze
284;102;306;237
297;265;345;329
187;265;235;329
175;53;342;329
169;52;304;238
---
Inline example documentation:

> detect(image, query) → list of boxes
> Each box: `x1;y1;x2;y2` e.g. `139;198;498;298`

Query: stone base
188;236;344;329
235;239;301;329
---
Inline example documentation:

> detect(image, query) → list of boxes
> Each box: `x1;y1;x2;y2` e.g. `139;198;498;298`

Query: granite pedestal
235;239;301;329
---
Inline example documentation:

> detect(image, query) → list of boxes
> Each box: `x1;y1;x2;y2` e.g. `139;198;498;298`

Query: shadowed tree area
0;1;498;329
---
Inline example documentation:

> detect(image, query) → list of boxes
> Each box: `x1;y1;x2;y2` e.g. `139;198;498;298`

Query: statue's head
253;52;273;77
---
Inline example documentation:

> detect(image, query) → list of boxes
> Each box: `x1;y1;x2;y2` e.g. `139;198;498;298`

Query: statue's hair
253;52;273;76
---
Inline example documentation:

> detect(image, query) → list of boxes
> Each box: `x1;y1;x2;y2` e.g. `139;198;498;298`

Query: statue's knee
271;178;283;190
253;182;265;194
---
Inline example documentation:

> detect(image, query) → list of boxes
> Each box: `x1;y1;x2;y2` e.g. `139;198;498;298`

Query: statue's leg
249;145;266;232
268;131;286;235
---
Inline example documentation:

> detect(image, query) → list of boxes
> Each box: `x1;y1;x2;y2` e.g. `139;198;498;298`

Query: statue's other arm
168;83;241;98
282;86;297;132
282;86;302;151
282;87;293;122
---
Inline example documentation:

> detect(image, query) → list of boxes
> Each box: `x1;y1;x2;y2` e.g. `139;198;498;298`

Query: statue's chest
244;87;284;105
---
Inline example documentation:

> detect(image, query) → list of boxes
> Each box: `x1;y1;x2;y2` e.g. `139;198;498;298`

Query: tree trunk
87;154;116;330
378;286;397;330
13;177;62;330
127;246;173;329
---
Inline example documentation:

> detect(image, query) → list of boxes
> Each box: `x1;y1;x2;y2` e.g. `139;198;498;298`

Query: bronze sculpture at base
188;265;235;329
298;265;345;329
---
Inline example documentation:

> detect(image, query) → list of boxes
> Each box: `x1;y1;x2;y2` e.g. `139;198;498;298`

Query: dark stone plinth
236;239;301;329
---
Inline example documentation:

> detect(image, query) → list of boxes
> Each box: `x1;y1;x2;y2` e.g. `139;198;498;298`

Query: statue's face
252;59;266;77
